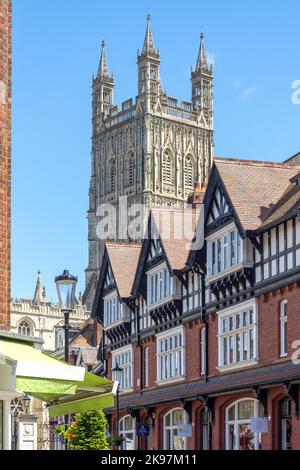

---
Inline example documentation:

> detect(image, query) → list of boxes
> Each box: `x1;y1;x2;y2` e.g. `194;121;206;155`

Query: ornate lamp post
112;362;122;446
55;270;77;451
23;394;31;414
55;269;77;363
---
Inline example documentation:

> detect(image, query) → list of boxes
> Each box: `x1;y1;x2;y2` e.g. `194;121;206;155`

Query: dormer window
103;292;124;327
207;225;243;277
147;263;173;306
290;173;300;187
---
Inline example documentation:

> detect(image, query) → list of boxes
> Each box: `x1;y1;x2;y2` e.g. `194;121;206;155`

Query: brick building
0;0;11;327
92;154;300;450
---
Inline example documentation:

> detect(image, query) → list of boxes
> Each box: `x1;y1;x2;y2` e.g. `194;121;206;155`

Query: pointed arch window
163;150;173;184
184;156;194;188
18;320;32;337
109;160;116;193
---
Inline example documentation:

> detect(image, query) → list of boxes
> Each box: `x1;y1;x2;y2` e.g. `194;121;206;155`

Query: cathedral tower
84;17;214;309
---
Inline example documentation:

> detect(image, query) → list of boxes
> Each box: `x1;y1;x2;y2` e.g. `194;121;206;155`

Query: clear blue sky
12;0;300;301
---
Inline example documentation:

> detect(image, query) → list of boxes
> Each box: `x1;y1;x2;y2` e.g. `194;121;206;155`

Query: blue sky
12;0;300;301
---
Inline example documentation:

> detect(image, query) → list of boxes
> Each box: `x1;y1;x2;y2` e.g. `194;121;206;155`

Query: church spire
195;33;209;72
33;270;43;305
141;14;158;56
97;39;110;78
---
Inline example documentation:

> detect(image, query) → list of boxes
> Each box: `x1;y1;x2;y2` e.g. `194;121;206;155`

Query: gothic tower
84;17;214;309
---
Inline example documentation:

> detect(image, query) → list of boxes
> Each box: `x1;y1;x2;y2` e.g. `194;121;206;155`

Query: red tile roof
105;242;142;297
214;157;300;231
151;207;200;271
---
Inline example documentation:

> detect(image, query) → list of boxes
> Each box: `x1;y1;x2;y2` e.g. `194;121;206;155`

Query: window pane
238;400;254;420
228;405;235;421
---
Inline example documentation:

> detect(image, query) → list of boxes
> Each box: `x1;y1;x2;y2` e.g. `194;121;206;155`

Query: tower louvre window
184;157;194;188
163;151;173;184
128;153;135;186
110;160;116;192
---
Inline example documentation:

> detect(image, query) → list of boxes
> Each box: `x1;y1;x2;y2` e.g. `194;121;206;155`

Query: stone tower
84;16;214;309
0;0;12;326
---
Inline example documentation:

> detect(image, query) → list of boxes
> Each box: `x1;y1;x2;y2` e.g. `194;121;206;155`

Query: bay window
157;327;185;383
112;346;133;391
103;293;123;328
147;264;173;306
208;226;243;277
218;301;257;370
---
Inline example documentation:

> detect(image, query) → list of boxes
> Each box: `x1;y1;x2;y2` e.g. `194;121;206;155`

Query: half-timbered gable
204;160;255;314
132;210;186;335
92;242;141;352
252;172;300;292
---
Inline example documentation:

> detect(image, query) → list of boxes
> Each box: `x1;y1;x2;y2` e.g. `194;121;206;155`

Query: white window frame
207;223;247;280
280;300;288;358
147;263;173;307
163;408;188;450
200;327;206;375
156;326;185;384
226;399;262;451
217;300;258;372
112;345;133;392
119;415;136;450
103;290;124;328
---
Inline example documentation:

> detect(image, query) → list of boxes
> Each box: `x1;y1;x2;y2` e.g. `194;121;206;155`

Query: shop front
0;332;115;450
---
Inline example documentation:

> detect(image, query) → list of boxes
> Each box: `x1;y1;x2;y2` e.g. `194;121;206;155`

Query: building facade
85;16;214;309
0;0;12;327
10;272;90;352
92;155;300;450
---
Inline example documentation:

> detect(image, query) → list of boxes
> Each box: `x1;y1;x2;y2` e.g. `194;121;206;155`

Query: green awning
0;339;115;416
47;392;115;417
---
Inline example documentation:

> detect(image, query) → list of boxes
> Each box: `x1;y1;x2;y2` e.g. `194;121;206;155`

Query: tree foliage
54;410;109;450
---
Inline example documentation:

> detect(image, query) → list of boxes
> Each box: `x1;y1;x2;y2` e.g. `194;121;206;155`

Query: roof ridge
105;241;142;248
214;156;300;170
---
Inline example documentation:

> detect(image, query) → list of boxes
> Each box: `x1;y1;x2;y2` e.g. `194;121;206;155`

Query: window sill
147;295;179;311
156;376;186;386
207;262;254;284
217;359;258;373
119;388;134;395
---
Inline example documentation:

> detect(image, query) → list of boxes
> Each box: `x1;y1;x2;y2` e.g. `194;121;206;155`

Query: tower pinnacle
98;39;110;78
196;32;209;72
142;13;157;55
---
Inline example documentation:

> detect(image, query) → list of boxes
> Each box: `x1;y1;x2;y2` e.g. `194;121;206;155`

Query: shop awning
0;339;115;416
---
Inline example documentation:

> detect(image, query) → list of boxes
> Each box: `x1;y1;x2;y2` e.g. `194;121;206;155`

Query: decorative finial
101;38;105;48
147;13;151;22
200;32;204;40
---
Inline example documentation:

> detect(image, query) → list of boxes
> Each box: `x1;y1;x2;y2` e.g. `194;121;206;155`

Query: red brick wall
258;283;300;366
0;0;11;327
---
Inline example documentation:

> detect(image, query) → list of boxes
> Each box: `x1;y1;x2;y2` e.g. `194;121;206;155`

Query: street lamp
55;269;77;451
112;362;122;444
55;269;77;364
23;394;31;414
